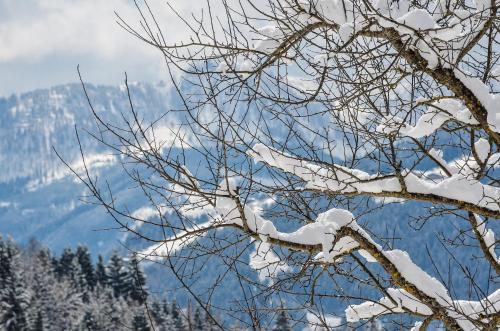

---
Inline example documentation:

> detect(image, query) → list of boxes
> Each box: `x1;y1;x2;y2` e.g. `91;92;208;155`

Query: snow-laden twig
346;288;433;322
377;99;478;138
140;219;218;258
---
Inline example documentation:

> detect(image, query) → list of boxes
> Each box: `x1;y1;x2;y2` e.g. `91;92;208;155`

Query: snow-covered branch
139;171;498;330
248;144;500;219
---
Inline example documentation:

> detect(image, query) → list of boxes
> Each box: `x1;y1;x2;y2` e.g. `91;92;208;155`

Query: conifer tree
27;249;55;331
193;307;205;331
156;299;176;331
56;247;75;279
95;288;123;330
36;248;52;270
273;310;291;331
132;312;151;331
0;236;12;286
95;254;107;287
0;238;29;331
76;246;96;289
128;254;147;304
171;301;186;331
150;301;164;327
50;255;59;276
162;300;170;316
69;257;91;302
51;279;84;330
162;312;176;331
107;251;130;298
1;282;29;331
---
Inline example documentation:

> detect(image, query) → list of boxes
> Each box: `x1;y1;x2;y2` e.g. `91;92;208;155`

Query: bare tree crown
74;0;500;330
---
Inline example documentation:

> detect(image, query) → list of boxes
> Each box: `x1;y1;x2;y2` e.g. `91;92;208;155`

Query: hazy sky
0;0;201;96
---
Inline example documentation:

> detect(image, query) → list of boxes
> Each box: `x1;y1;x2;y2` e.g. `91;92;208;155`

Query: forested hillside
0;236;222;331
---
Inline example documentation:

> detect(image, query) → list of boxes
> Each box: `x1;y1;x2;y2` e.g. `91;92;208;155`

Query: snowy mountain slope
0;82;172;253
0;82;171;183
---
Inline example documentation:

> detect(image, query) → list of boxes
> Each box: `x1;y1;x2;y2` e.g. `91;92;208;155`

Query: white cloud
0;0;207;95
0;0;198;62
